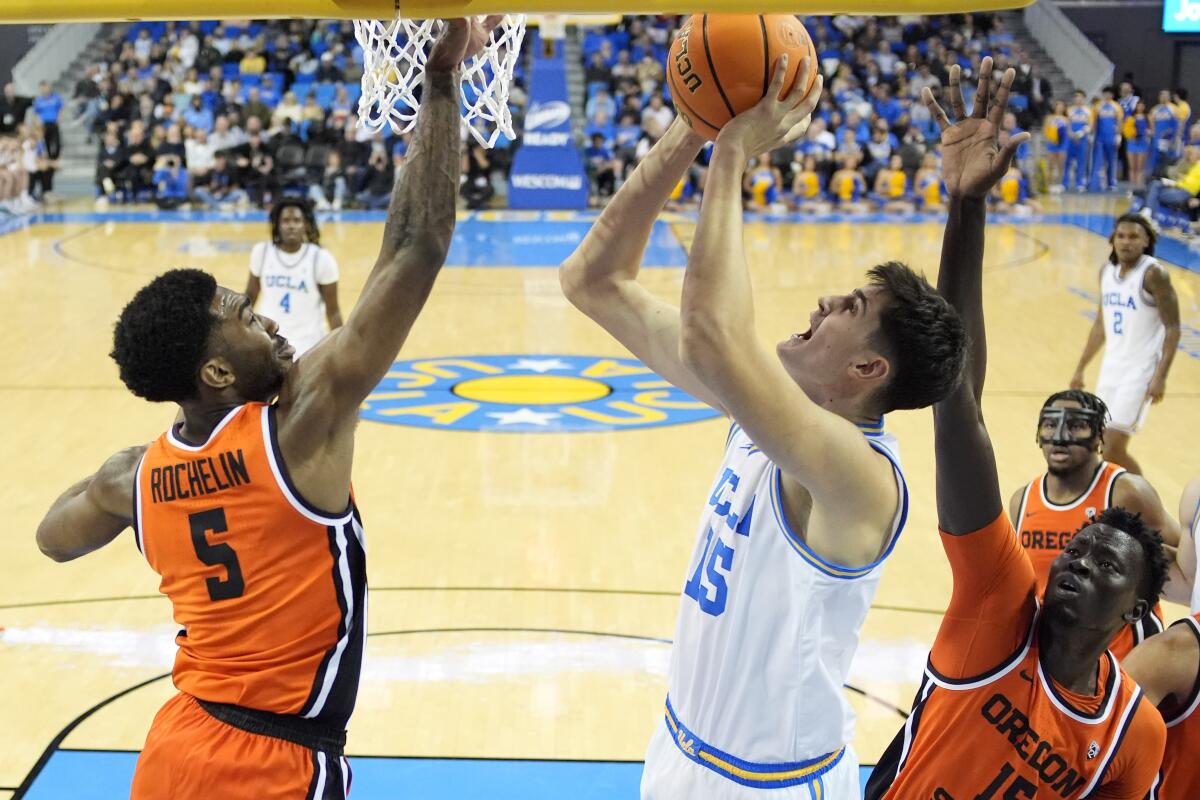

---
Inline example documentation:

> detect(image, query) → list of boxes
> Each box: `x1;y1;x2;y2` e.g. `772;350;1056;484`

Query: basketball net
353;15;527;148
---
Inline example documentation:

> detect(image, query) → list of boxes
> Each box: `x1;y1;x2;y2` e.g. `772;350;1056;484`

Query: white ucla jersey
1100;255;1164;373
249;241;339;355
664;420;907;765
1191;503;1200;615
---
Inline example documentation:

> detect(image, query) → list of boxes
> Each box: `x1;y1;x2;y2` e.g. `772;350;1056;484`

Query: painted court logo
360;355;721;432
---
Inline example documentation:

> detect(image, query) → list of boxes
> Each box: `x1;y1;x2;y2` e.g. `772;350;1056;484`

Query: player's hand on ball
923;56;1031;199
428;16;505;72
716;55;824;157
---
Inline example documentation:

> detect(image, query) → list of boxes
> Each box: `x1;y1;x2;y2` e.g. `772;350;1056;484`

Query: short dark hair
1042;388;1109;423
867;261;967;412
1088;506;1169;608
1108;212;1156;264
111;269;218;403
270;196;320;246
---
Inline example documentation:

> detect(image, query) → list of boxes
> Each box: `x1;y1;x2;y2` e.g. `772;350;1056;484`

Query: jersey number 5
189;508;246;601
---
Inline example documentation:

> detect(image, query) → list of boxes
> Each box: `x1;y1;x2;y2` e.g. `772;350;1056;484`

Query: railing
12;22;100;93
1023;0;1113;99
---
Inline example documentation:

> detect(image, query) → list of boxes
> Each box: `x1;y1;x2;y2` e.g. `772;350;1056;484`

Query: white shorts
640;718;862;800
1095;363;1155;434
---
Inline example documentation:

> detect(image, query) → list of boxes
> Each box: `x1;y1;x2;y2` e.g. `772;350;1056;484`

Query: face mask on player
1036;407;1103;450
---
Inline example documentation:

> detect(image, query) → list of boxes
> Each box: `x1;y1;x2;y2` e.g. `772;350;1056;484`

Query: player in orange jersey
1122;613;1200;799
33;19;500;800
1010;388;1179;659
866;59;1168;799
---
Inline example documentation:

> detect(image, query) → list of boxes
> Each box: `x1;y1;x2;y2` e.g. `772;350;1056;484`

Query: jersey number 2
189;508;245;601
1112;310;1123;335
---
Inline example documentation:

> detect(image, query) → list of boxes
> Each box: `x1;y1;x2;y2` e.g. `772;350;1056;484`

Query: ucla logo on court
360;355;721;432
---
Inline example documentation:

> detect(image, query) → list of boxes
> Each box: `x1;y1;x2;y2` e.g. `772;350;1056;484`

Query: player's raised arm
36;445;146;562
287;18;500;412
925;60;1027;534
677;59;896;515
559;120;725;411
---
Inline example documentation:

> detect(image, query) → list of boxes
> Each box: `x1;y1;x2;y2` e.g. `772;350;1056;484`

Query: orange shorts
131;693;350;799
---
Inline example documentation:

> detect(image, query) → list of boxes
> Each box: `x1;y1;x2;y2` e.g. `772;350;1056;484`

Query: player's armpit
1084;699;1166;799
36;445;145;562
930;511;1038;680
1123;621;1200;707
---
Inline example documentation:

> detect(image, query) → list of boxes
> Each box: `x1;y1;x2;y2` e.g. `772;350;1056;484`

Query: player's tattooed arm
922;58;1027;534
1144;264;1180;404
37;445;146;562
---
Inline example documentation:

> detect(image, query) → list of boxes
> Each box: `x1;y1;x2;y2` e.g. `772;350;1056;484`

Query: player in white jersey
1071;213;1180;475
561;56;972;799
246;198;343;356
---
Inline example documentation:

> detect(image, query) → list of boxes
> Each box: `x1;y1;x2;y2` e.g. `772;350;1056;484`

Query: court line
13;626;908;795
0;586;946;617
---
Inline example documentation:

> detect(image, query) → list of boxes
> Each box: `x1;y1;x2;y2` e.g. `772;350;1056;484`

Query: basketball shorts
640;715;861;800
131;692;350;800
1095;363;1155;433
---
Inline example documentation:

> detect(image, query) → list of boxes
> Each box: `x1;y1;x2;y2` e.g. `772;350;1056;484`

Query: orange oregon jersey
133;402;366;729
1016;462;1163;659
867;514;1166;799
1150;615;1200;799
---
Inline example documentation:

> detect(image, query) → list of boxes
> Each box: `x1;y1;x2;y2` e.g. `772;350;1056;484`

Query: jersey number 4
189;508;246;601
280;292;291;313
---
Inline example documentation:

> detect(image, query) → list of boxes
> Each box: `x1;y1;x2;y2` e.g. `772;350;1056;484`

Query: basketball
667;14;819;140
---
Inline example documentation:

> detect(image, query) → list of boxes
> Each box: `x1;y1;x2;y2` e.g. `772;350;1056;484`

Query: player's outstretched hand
923;56;1031;199
716;54;824;156
427;16;505;73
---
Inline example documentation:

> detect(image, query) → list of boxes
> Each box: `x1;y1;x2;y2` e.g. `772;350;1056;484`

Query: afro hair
1088;506;1169;609
111;269;218;403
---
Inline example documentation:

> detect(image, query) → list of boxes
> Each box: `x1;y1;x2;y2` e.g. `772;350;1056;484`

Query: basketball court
2;194;1199;797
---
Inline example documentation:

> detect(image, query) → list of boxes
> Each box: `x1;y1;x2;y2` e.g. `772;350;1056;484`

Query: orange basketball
668;14;819;141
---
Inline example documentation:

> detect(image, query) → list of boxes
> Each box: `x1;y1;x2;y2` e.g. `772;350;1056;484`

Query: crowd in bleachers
1046;78;1200;235
34;18;531;211
577;13;1048;215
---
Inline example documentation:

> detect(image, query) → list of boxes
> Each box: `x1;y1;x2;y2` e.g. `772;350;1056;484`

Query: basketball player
1010;389;1179;658
1070;212;1181;475
33;19;496;798
1121;610;1200;798
563;55;969;798
866;63;1168;799
246;197;343;356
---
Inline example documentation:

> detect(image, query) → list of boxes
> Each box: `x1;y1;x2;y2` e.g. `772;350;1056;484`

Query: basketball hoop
353;15;527;149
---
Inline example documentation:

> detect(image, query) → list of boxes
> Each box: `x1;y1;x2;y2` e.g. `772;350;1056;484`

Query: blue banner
1164;0;1200;31
508;31;589;209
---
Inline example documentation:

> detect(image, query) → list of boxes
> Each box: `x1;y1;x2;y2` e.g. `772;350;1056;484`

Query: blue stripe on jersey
769;440;908;580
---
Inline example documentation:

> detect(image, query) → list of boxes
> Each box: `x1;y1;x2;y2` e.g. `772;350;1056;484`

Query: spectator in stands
183;95;214;133
242;87;272;130
611;50;636;84
32;82;63;163
329;85;354;128
259;76;282;108
238;129;275;206
316;52;342;83
158;124;187;165
636;54;665;95
271;91;304;133
640;92;673;141
908;63;941;98
585;52;612;87
69;66;103;141
862;119;897;183
185;128;216;186
193;151;248;208
584;132;616;203
209;114;245;152
586;89;616;124
0;84;29;139
95;128;125;203
240;49;267;75
356;144;393;210
1139;145;1200;228
151;153;189;209
121;122;155;201
308;149;347;210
